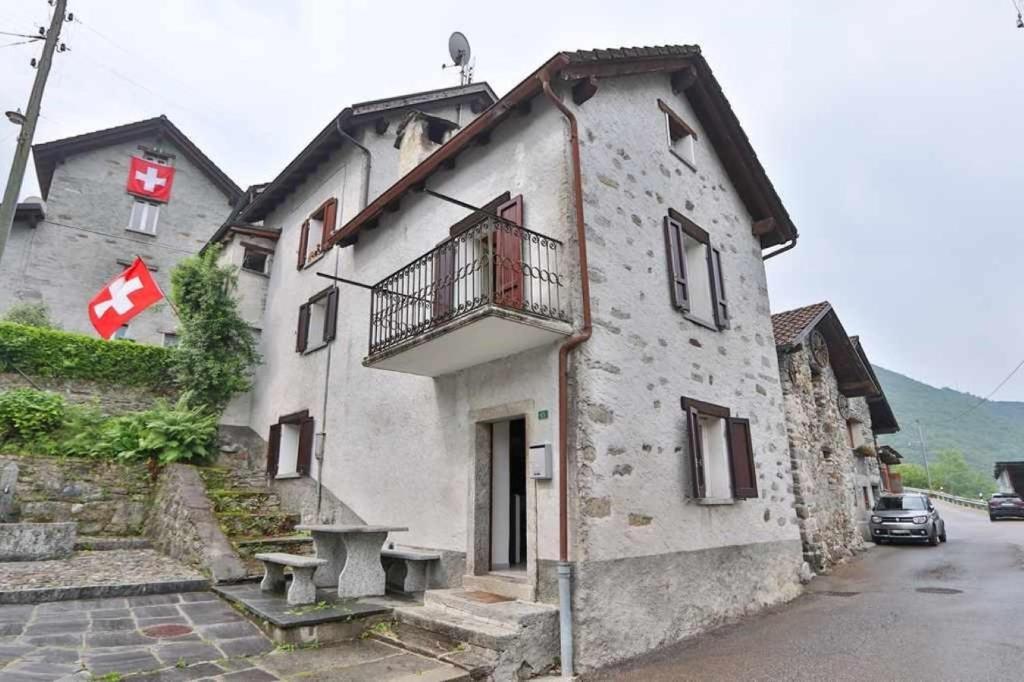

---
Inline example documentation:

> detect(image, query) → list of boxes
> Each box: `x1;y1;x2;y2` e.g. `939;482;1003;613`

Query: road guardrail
903;487;988;511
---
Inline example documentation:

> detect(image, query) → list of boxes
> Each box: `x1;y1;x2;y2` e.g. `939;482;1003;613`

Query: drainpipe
313;122;373;521
540;69;592;680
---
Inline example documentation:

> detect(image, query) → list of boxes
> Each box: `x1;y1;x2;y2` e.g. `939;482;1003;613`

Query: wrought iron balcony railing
368;217;567;357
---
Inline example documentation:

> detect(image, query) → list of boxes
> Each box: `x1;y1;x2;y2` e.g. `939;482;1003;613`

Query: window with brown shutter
297;416;315;476
319;198;338;250
295;303;311;352
266;423;281;478
324;287;339;342
664;216;690;311
494;195;524;309
710;247;729;329
297;220;310;270
682;397;754;501
727;417;758;498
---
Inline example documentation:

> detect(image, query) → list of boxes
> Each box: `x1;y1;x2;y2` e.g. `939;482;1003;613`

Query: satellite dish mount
443;31;473;85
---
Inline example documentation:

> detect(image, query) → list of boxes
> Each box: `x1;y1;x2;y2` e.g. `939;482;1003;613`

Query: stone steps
217;511;301;539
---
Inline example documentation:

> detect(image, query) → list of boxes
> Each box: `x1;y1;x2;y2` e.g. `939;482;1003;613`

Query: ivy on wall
0;322;174;388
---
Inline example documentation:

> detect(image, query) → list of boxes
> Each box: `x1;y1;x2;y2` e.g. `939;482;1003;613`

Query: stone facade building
0;116;241;345
773;302;899;574
216;45;808;672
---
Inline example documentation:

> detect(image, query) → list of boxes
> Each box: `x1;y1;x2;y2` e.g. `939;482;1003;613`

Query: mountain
873;365;1024;473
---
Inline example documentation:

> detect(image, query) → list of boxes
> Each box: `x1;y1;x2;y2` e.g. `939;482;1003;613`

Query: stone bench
382;548;441;593
254;552;327;605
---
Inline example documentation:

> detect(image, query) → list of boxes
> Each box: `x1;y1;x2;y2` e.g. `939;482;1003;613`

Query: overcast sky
2;1;1022;399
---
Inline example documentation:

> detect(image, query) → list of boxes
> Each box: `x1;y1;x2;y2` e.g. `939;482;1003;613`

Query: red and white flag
126;156;175;203
88;258;165;340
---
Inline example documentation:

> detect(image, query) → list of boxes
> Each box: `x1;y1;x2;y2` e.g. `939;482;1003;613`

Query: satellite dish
448;32;471;67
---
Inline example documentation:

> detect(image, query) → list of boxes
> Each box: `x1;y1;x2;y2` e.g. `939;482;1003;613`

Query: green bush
0;322;174;387
0;388;66;441
1;302;60;329
94;395;219;465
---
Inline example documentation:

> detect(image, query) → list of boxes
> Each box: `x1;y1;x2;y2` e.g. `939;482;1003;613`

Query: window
297;197;338;269
681;397;758;501
664;210;729;330
162;332;179;348
846;418;864;449
296;286;338;353
128;199;160;235
113;324;130;340
242;246;270;274
658;99;697;170
143;151;172;166
266;409;314;479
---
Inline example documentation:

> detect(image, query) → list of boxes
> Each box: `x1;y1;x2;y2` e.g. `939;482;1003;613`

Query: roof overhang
325;46;798;251
239;83;497;224
877;445;903;465
13;199;45;227
32;115;241;201
775;303;876;398
851;337;900;434
994;461;1024;491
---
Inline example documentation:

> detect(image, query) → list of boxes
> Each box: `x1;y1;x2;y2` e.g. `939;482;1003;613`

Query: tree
893;450;996;498
1;302;59;329
169;246;259;413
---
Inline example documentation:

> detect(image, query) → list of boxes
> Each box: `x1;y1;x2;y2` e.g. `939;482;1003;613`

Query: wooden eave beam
560;57;693;81
572;76;599;105
374;118;389;135
752;218;777;236
671;66;697;93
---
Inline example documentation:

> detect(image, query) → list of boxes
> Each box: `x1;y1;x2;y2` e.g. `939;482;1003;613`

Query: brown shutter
297;220;310;269
321;198;338;249
727;417;758;499
324;287;339;342
685;403;706;498
494;195;524;308
267;423;281;478
432;241;456;318
297;417;315;476
296;303;311;352
664;217;690;311
710;247;729;329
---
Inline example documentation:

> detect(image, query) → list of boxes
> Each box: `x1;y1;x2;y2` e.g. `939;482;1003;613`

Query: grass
284;600;334;616
361;620;397;640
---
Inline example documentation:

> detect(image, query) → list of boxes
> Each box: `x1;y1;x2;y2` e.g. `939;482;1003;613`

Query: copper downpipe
540;70;592;564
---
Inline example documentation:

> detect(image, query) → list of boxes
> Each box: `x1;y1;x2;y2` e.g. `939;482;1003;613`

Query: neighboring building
773;302;899;574
994;461;1024;494
221;45;807;672
877;445;903;492
0;116;242;345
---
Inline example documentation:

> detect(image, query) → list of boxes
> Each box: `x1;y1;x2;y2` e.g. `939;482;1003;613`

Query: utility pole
0;0;69;265
915;420;933;491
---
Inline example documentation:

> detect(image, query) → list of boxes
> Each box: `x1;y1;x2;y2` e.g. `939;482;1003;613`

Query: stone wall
778;346;876;573
0;454;151;536
145;463;247;583
0;373;175;414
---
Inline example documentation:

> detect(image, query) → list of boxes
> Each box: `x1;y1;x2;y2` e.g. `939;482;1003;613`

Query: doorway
490;417;527;572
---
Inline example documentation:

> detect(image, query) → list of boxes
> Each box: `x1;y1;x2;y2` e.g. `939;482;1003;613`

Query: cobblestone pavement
0;550;203;591
0;591;273;680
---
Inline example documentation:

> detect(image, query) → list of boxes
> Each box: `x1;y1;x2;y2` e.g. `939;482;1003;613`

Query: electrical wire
0;30;41;39
941;357;1024;424
0;38;39;48
39;218;200;256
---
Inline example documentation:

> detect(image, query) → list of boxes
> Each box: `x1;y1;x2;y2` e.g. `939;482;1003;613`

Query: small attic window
658;99;697;171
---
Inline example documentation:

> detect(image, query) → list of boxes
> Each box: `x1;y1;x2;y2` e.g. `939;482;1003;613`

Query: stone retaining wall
0;372;176;414
0;454;152;536
145;463;247;583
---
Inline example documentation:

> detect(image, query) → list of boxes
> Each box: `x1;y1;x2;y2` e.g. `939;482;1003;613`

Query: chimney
395;111;458;176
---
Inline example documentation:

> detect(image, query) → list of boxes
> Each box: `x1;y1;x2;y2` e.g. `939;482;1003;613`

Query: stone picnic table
295;524;407;598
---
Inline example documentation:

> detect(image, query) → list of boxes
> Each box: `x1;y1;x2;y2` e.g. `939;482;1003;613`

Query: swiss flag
88;258;165;340
126;156;175;203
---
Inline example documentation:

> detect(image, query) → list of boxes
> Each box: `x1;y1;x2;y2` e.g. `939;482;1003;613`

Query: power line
0;30;42;39
40;218;200;256
943;357;1024;424
0;39;40;49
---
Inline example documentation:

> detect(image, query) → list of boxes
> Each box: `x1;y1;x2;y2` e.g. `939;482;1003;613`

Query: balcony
366;217;571;376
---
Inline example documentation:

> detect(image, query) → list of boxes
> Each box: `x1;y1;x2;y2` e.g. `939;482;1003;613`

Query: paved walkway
0;550;204;592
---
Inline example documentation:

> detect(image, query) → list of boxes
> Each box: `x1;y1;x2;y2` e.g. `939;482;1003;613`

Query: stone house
0;116;241;345
219;45;808;672
773;302;899;574
994;461;1024;495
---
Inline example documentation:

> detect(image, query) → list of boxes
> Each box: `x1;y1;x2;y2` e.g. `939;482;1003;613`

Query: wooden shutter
432;241;456;318
727;417;758;499
685;403;707;498
267;423;281;478
297;416;315;477
664;217;690;311
494;195;524;308
297;220;310;269
710;247;729;329
324;287;339;342
321;198;338;249
296;303;311;352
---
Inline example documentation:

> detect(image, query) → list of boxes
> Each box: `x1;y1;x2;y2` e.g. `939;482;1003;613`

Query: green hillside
873;365;1024;473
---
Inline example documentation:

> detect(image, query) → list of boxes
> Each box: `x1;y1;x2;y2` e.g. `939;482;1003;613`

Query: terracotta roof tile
771;302;832;348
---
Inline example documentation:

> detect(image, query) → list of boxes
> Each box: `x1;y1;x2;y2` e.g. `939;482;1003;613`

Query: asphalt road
588;501;1024;681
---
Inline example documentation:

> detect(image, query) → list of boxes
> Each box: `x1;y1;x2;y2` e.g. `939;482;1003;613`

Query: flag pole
135;254;181;322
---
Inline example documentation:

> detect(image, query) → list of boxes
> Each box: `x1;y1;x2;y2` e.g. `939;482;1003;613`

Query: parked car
869;493;946;546
988;492;1024;521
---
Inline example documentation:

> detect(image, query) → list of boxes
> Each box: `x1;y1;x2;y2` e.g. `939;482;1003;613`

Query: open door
490;418;527;571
